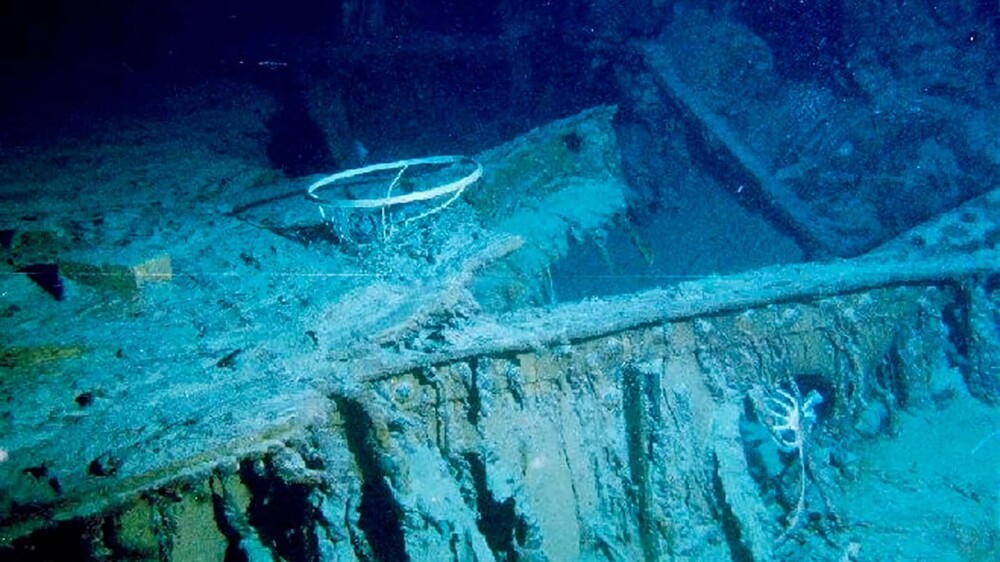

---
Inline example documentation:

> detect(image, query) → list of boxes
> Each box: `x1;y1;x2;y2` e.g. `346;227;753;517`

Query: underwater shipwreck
1;2;999;561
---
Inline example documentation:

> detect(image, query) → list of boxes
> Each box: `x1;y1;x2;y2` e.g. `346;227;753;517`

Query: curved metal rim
305;155;483;209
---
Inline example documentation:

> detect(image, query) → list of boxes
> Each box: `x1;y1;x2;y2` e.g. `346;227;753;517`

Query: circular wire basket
305;155;483;247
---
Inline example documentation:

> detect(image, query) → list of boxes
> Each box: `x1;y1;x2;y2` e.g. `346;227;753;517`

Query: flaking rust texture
9;278;986;561
334;285;952;561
